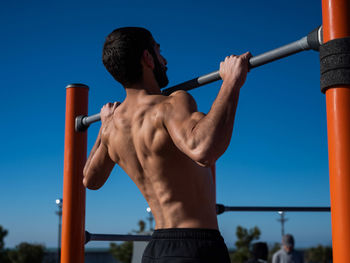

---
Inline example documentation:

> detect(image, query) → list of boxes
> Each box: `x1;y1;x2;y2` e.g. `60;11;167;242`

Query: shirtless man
83;27;251;263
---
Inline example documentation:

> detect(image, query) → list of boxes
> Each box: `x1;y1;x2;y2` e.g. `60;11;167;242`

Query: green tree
110;220;147;263
0;225;10;263
0;225;8;251
305;245;332;263
131;220;146;234
8;242;45;263
231;226;261;263
110;242;133;263
136;220;146;233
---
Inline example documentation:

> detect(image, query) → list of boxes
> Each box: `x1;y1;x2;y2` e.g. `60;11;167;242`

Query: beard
151;53;169;89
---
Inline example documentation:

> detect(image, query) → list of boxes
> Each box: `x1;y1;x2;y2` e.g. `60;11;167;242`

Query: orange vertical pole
61;84;89;263
321;1;350;262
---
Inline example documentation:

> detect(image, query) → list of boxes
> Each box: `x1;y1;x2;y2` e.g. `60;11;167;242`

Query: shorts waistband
151;228;223;241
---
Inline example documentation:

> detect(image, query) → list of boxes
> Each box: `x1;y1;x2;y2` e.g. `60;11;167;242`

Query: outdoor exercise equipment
215;204;330;215
75;25;323;132
62;2;350;261
84;205;330;244
85;231;152;244
321;1;350;262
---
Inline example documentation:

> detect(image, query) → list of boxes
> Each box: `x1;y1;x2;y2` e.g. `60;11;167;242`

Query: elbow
186;134;222;167
83;178;101;190
186;139;216;167
83;172;101;190
196;158;216;167
192;139;228;167
192;150;217;167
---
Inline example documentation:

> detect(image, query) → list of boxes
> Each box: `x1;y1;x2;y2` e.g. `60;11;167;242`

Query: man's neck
125;81;162;97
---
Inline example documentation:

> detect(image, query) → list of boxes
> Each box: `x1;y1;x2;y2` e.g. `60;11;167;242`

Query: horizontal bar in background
216;204;331;215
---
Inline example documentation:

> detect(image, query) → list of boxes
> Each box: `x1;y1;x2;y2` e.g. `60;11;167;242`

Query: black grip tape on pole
320;37;350;93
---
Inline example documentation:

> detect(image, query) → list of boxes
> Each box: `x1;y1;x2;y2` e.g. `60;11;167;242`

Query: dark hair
102;27;154;86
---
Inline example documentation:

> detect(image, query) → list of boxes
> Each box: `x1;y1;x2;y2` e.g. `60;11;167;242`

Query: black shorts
141;228;231;263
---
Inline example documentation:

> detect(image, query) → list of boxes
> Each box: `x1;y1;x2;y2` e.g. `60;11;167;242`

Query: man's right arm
163;52;251;167
83;102;119;189
83;127;115;190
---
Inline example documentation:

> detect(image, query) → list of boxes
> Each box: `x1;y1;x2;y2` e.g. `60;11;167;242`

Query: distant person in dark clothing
272;234;304;263
245;242;268;263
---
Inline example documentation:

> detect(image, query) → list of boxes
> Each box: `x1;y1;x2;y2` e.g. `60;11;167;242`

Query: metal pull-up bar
75;25;323;132
84;231;152;244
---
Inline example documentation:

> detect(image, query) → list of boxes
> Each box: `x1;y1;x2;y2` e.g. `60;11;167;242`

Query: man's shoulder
273;249;285;258
166;90;198;112
168;90;195;101
274;248;284;254
272;249;284;263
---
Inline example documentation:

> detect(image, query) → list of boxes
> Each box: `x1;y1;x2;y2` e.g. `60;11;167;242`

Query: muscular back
85;53;249;230
102;91;218;229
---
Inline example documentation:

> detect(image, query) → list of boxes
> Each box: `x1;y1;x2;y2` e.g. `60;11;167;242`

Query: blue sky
0;0;332;250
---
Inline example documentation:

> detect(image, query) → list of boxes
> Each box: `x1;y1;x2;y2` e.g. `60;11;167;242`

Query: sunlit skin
83;38;251;230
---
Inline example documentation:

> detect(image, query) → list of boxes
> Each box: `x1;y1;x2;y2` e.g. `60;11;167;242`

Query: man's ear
142;50;155;69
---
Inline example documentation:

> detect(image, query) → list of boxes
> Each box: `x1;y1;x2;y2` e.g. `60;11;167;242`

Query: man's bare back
98;90;218;229
83;27;251;235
